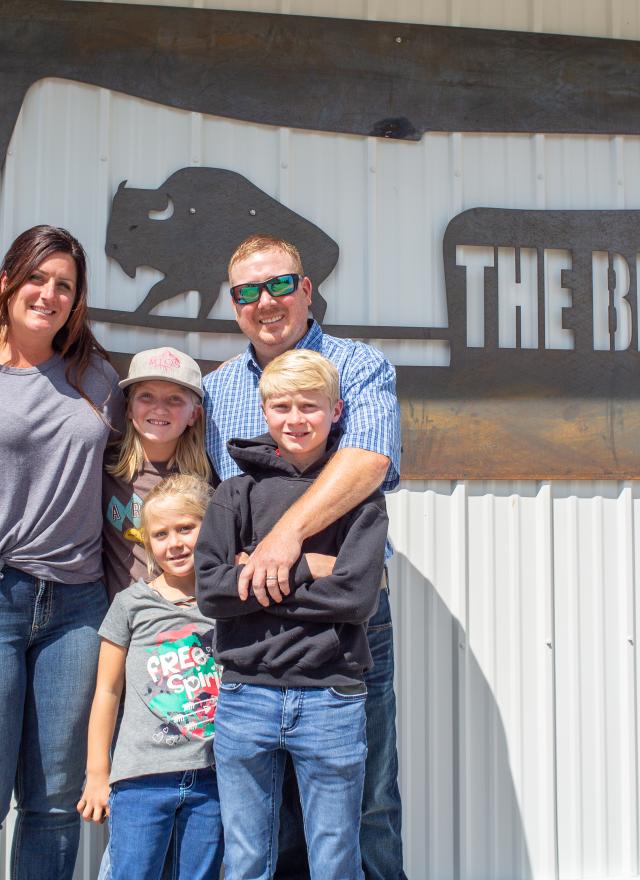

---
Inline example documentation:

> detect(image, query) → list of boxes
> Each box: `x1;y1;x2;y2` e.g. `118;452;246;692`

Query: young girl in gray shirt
77;475;223;880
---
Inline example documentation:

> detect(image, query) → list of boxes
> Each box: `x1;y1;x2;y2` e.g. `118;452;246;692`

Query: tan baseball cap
119;347;203;399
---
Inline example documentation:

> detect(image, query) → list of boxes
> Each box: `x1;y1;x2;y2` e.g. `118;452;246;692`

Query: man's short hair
259;350;340;407
228;234;304;278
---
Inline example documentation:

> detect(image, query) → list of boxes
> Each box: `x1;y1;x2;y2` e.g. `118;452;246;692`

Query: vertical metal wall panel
552;483;639;879
463;484;556;880
1;2;640;879
389;482;462;879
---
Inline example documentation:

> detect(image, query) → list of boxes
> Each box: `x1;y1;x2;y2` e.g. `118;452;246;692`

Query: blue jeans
0;565;107;880
361;587;406;880
108;768;223;880
98;842;174;880
215;683;367;880
276;588;406;880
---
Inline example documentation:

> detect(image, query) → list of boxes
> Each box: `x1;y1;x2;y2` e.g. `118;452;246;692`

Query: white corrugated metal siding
1;1;639;878
388;481;640;880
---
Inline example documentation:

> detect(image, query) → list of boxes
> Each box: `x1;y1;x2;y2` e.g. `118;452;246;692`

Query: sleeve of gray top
98;593;132;648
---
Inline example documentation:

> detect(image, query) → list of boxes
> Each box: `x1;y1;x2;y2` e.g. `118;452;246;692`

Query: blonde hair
259;350;340;406
108;384;210;482
141;474;214;576
228;234;303;278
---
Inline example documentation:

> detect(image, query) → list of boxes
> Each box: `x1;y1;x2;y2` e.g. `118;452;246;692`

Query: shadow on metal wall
390;553;534;880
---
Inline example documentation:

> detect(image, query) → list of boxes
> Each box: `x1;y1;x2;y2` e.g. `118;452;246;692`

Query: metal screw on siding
189;208;196;214
628;637;634;645
249;209;256;216
546;639;552;648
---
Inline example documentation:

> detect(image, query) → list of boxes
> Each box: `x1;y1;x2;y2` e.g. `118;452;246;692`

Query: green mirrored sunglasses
229;273;302;305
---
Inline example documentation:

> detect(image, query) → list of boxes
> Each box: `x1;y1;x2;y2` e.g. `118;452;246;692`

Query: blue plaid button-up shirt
203;320;401;490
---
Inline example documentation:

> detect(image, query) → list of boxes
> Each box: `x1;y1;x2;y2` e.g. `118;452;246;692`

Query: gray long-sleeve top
0;352;124;583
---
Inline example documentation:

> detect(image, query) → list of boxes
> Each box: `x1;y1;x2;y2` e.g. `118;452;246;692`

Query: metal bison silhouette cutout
104;167;339;326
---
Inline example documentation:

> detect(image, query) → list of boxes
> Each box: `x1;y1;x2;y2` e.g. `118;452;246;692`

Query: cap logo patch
149;350;181;370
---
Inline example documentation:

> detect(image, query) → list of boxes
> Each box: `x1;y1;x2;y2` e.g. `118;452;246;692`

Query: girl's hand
77;775;111;824
304;553;337;579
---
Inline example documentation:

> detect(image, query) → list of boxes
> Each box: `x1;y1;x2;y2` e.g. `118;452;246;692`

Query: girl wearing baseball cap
102;346;214;602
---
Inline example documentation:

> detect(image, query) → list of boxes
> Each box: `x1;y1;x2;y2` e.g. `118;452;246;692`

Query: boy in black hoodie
196;349;388;880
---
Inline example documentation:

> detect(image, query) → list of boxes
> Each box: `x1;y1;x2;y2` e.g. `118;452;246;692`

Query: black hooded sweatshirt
195;431;388;687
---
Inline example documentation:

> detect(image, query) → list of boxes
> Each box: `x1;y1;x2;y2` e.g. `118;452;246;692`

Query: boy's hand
304;553;337;579
237;529;302;605
77;775;110;824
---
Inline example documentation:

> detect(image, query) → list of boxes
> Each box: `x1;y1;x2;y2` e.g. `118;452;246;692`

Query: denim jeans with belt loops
215;682;368;880
0;564;107;880
276;586;407;880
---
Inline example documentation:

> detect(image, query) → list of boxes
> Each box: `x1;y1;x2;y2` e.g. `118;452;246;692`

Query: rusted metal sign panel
422;208;640;479
3;0;640;173
398;393;636;480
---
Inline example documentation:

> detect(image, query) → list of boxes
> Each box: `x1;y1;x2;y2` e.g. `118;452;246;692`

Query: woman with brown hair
0;225;124;880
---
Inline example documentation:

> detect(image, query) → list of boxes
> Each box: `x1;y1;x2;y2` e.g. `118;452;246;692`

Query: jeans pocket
219;681;246;693
328;685;368;702
367;620;393;633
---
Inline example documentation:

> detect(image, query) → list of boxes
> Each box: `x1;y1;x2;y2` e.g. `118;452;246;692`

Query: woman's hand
304;553;337;579
235;551;250;565
77;774;110;824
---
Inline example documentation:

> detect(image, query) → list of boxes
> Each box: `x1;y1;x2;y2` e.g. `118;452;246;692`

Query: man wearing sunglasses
202;234;405;880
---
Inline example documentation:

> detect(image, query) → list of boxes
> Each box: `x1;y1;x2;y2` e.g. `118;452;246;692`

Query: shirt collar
295;319;323;353
243;320;323;375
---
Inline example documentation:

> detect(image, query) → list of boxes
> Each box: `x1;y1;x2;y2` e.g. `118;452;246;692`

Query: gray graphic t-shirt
100;580;221;784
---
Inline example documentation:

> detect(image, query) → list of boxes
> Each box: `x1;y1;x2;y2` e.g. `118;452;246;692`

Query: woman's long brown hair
0;225;110;405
